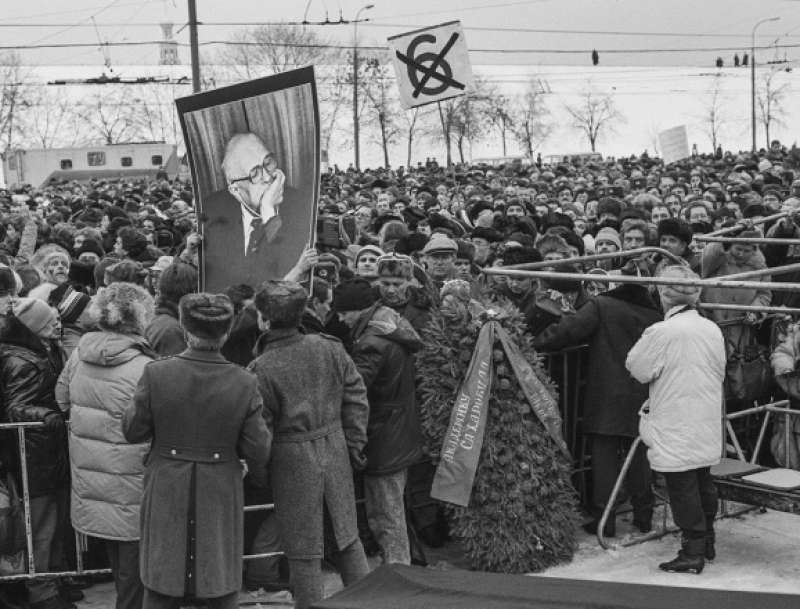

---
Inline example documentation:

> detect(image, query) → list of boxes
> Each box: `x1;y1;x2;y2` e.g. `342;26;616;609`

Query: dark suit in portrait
201;185;312;292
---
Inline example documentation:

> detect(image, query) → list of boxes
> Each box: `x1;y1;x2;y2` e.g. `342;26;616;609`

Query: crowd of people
3;139;800;608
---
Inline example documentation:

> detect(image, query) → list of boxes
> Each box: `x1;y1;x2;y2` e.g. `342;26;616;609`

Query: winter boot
659;535;705;574
658;551;704;574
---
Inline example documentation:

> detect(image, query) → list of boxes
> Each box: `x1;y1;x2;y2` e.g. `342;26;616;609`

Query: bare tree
20;88;80;148
0;52;32;152
360;58;401;168
216;24;336;81
486;91;514;156
757;67;790;149
512;78;552;158
701;72;728;152
437;78;493;164
397;106;437;168
318;65;351;156
78;88;143;145
563;82;623;152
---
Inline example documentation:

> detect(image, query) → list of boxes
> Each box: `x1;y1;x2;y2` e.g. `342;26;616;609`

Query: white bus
2;142;178;188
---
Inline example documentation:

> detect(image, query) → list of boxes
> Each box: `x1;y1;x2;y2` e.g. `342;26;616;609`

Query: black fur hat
179;292;234;339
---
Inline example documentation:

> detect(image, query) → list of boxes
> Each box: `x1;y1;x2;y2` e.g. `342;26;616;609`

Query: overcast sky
2;0;799;68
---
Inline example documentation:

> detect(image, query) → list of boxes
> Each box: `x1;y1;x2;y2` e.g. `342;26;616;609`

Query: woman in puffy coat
56;282;156;609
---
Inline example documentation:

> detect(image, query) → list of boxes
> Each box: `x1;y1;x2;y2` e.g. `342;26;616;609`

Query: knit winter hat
48;283;91;325
179;292;234;339
13;297;58;337
595;227;622;250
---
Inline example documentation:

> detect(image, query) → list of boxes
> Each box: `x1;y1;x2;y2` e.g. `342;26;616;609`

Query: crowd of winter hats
3;141;800;304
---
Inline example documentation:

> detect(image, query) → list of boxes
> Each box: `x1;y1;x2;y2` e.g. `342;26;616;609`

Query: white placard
658;125;689;165
388;21;474;109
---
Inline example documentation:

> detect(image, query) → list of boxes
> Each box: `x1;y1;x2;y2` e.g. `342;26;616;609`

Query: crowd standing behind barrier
4;144;800;604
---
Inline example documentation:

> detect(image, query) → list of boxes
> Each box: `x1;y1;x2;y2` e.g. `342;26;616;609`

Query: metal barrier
541;345;591;503
0;421;281;584
595;399;800;550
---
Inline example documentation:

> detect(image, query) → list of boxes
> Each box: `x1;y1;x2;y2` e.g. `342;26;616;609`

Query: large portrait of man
176;67;319;292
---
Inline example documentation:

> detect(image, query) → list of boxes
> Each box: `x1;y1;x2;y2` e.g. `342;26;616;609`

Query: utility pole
751;16;779;152
352;4;374;170
188;0;201;93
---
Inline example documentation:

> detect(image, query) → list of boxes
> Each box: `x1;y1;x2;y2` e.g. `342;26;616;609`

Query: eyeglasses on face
230;154;278;185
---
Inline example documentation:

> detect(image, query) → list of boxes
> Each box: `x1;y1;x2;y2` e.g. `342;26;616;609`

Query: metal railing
0;421;282;583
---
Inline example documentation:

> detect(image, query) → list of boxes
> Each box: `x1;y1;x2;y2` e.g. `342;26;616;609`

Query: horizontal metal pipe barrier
695;235;800;245
720;261;800;281
482;267;800;292
706;212;788;236
504;247;684;271
697;303;800;314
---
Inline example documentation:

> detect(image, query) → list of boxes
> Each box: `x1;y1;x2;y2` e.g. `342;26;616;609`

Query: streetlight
751;16;780;152
353;3;374;171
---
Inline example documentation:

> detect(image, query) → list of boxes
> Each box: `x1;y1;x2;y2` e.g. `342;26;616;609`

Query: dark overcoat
122;348;270;598
248;328;368;559
533;284;662;437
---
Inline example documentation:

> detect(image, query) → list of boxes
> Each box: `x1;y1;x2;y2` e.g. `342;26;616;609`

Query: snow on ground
77;506;800;607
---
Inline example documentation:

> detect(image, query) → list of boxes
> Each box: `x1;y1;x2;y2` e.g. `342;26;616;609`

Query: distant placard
388;21;474;109
658;125;689;165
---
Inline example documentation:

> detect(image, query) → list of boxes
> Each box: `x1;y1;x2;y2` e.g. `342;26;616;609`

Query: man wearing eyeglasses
201;133;310;291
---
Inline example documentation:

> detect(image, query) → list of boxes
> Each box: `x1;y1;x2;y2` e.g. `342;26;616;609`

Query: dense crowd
3;139;800;608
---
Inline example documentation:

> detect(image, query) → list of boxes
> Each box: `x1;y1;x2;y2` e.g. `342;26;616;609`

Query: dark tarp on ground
313;564;800;609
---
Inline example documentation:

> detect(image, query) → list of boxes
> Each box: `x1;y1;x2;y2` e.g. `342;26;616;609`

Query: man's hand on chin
259;169;286;223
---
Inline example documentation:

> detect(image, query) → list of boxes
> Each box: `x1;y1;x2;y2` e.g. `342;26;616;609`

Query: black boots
659;534;705;574
658;551;705;574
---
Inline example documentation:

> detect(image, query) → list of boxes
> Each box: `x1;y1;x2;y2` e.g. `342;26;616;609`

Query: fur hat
536;234;571;258
179;292;234;339
657;218;693;245
376;254;413;280
467;201;494;224
657;265;701;308
455;240;476;262
597;197;623;219
254;281;307;329
333;278;377;312
90;282;155;335
502;246;542;266
470;227;503;243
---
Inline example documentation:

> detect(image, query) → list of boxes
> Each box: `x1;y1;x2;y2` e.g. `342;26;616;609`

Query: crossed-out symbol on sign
395;32;466;99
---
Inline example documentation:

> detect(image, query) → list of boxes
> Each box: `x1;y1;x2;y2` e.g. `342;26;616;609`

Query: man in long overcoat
248;280;370;609
123;293;270;609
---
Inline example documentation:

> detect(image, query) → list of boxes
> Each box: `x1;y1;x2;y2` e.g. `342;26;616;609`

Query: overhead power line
3;39;800;55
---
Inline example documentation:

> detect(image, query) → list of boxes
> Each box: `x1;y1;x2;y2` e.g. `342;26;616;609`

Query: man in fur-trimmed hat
123;293;271;609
